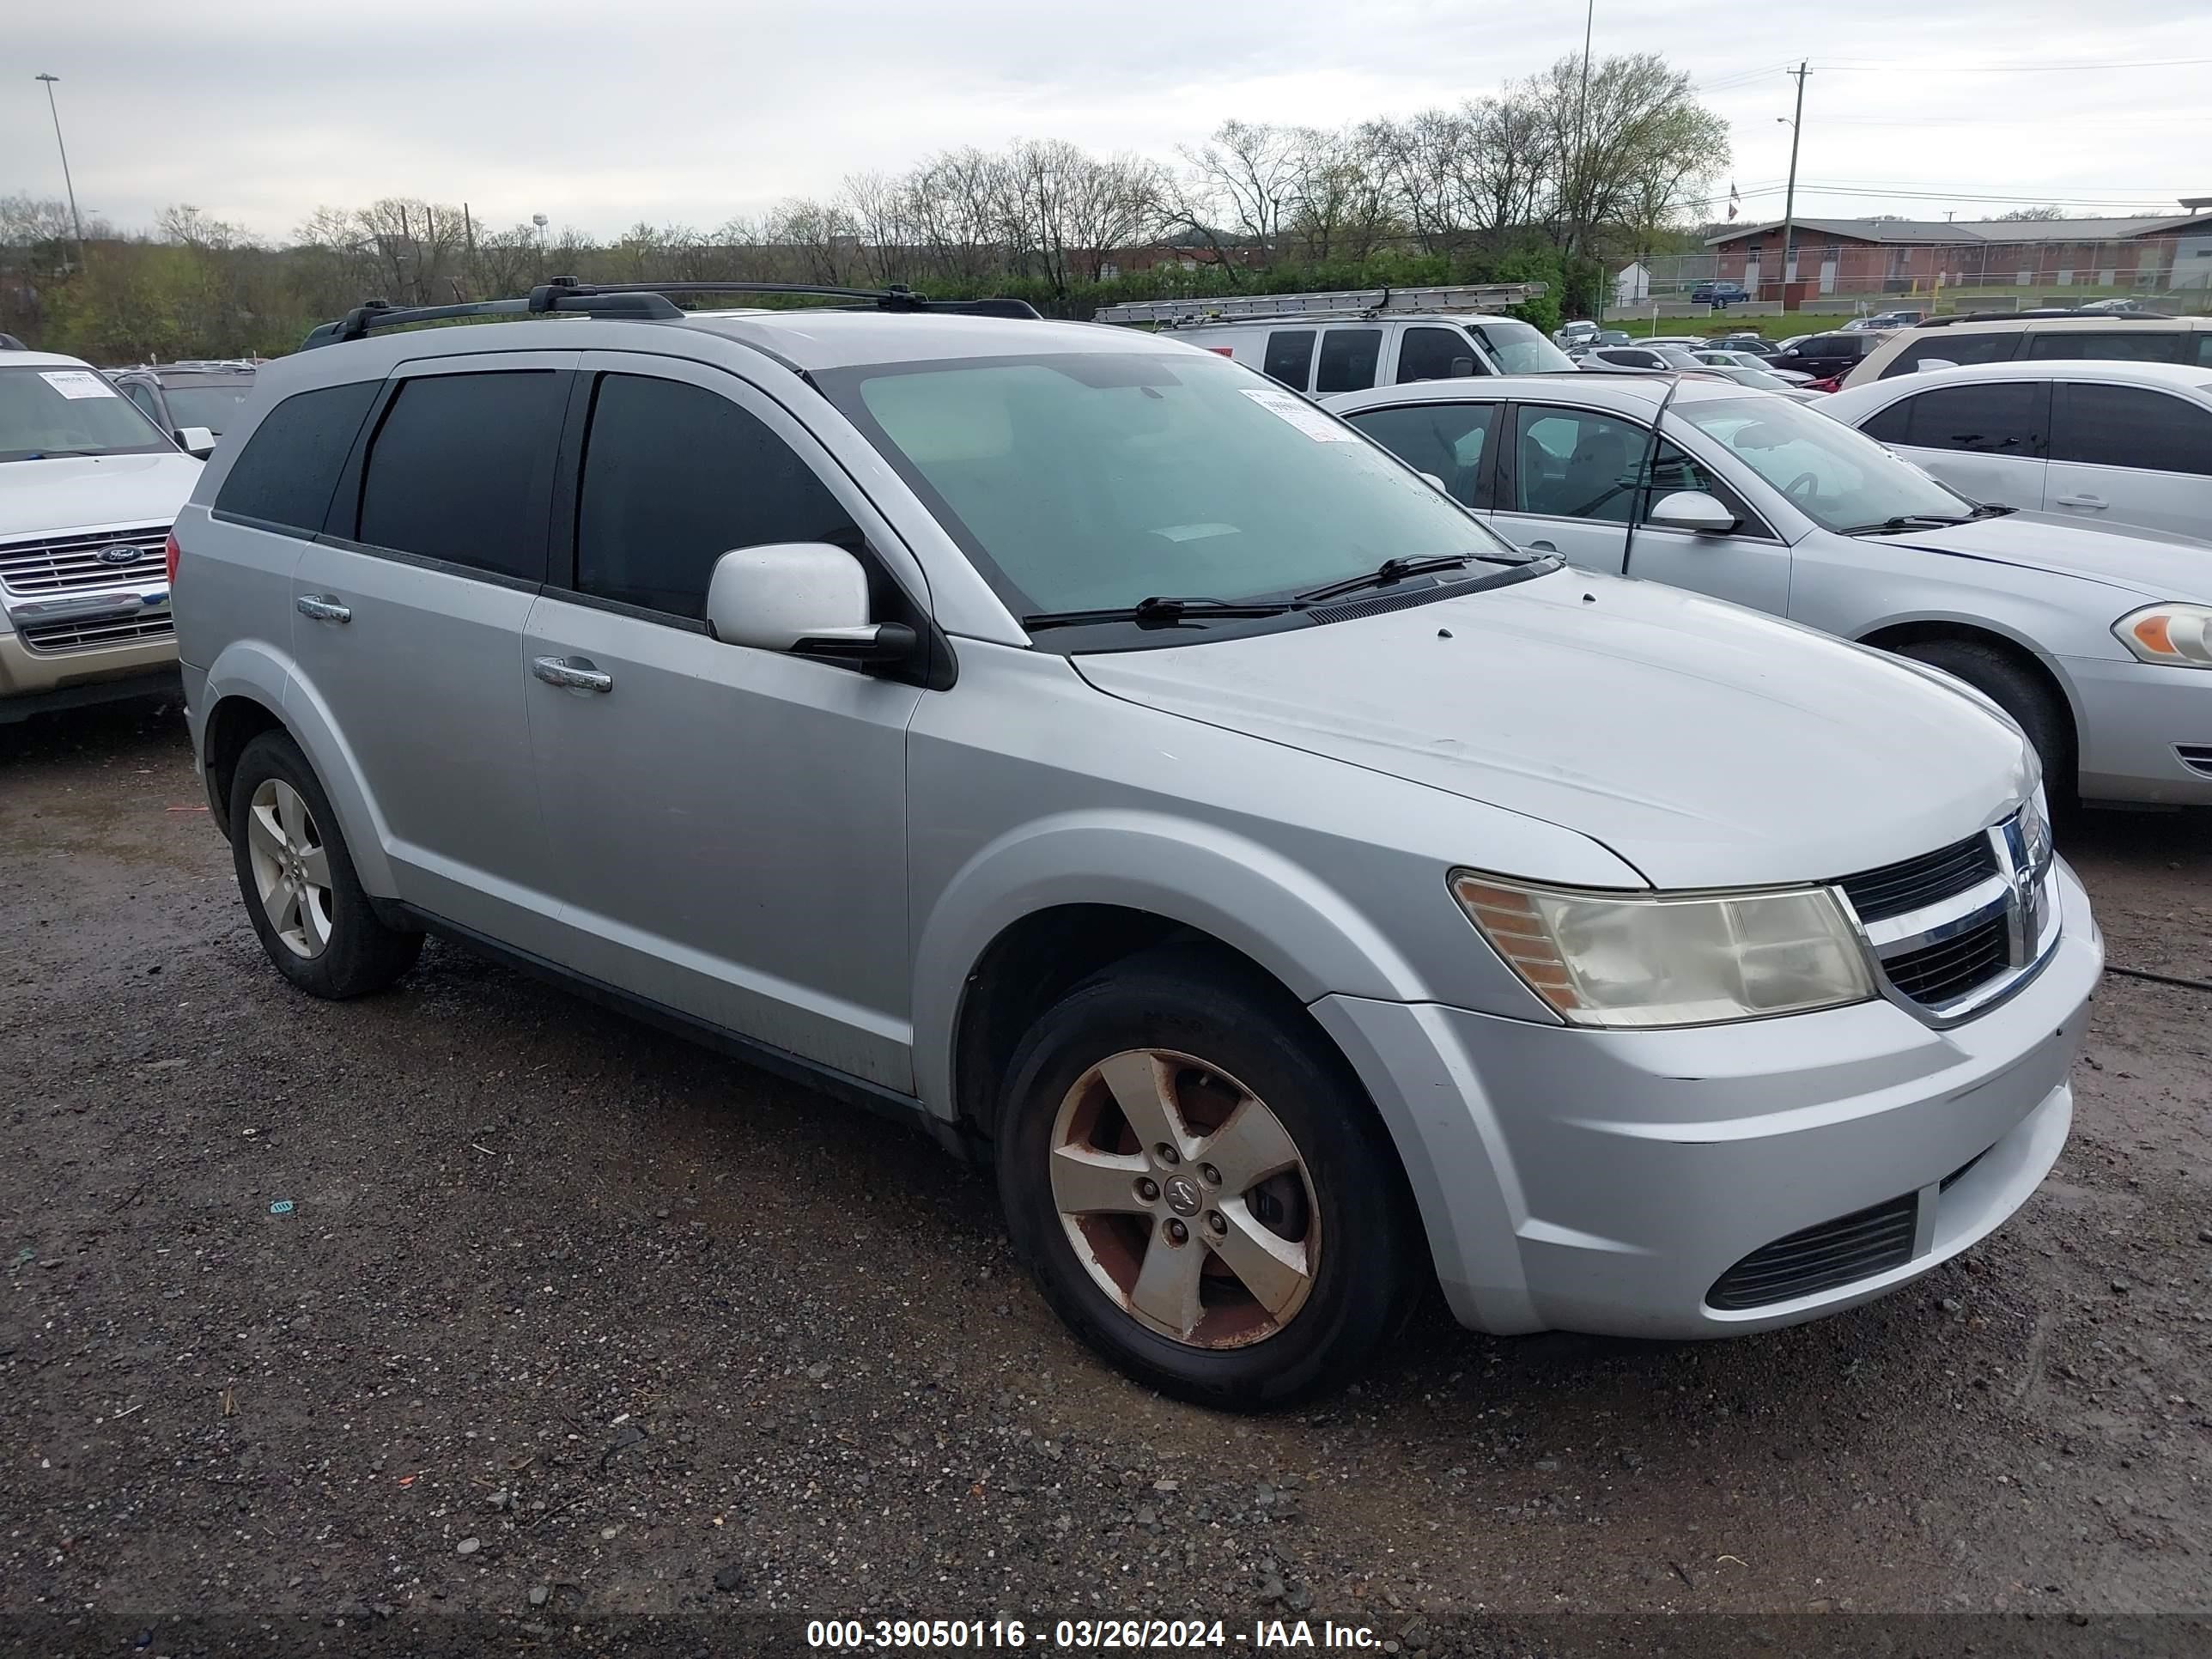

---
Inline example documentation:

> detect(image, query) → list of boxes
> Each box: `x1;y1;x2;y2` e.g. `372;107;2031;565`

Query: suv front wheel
228;730;422;998
995;947;1421;1407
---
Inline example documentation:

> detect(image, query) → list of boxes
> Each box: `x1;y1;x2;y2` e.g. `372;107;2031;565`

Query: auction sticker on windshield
40;370;119;400
1240;387;1357;441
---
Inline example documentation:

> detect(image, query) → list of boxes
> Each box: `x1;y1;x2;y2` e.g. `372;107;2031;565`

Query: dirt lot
3;702;2208;1658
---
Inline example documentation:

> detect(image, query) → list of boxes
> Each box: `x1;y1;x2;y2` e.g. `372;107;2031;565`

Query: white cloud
8;0;2209;239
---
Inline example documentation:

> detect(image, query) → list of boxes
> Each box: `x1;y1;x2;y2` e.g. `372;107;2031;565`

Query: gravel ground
2;702;2208;1658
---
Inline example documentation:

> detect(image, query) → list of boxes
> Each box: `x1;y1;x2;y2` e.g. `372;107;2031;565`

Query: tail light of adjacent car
1805;375;1843;393
165;530;180;587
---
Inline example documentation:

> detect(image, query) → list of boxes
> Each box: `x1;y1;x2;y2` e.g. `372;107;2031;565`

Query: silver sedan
1326;374;2212;806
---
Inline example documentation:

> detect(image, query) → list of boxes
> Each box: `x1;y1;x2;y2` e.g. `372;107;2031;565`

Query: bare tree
1178;121;1305;262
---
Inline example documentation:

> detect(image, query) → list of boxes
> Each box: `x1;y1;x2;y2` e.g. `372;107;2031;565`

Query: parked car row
15;276;2204;1409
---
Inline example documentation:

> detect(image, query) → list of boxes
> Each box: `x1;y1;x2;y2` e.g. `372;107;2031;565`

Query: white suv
1;351;200;720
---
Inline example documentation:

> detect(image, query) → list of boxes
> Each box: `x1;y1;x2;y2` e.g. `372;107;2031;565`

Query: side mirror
704;542;916;662
1449;356;1477;378
1646;490;1738;534
1419;471;1450;494
1913;358;1959;373
176;426;216;459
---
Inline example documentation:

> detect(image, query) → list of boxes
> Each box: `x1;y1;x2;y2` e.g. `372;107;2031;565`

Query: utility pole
33;74;87;270
1778;61;1809;303
1577;0;1596;306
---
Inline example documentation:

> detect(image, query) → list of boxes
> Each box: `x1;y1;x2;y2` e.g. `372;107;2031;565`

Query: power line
1813;55;2212;72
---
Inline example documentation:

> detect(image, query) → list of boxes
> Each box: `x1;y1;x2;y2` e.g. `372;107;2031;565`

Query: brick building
1704;205;2212;297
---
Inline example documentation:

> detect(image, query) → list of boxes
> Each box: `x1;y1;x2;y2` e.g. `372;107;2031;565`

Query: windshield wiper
1021;595;1300;632
1836;513;1974;536
12;450;100;461
1970;501;2017;518
1292;554;1486;605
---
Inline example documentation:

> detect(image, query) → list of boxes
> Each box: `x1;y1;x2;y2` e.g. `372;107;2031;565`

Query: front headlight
1450;872;1876;1029
2113;604;2212;669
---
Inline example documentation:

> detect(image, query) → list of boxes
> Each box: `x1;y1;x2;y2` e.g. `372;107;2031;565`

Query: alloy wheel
1048;1048;1319;1349
246;778;334;959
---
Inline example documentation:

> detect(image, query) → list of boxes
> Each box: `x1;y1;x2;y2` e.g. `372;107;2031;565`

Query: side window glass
2026;331;2182;363
1859;398;1914;446
358;372;566;580
1395;326;1475;385
1315;328;1382;395
1510;406;1642;524
125;386;161;422
2193;333;2212;368
215;380;380;534
1879;332;2019;380
576;374;860;619
1901;382;2044;454
1261;330;1316;389
1639;441;1760;532
2050;383;2212;477
1346;403;1496;507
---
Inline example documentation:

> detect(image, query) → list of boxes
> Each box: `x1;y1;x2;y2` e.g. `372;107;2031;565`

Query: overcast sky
9;0;2211;241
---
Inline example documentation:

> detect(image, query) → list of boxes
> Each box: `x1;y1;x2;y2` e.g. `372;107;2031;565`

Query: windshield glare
1468;319;1576;374
1674;394;1975;532
829;353;1524;620
0;367;173;461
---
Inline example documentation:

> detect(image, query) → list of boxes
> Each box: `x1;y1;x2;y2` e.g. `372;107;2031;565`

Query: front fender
199;635;398;898
909;808;1429;1123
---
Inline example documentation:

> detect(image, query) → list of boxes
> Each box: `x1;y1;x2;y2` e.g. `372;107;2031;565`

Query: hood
1073;568;2035;890
0;453;202;542
1887;511;2212;602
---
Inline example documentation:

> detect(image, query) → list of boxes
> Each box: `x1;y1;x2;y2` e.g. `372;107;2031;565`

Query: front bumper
1312;858;2102;1340
2061;653;2212;805
0;628;179;723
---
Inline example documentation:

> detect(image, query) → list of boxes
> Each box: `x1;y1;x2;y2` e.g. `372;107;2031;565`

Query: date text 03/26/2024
805;1618;1384;1651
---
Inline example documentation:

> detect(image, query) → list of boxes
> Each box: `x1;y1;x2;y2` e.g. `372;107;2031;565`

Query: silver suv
174;282;2101;1407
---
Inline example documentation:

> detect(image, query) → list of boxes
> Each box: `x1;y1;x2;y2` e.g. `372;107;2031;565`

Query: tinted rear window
1879;331;2020;380
2024;331;2183;364
1891;382;2046;454
214;380;378;533
357;371;566;580
2049;383;2212;477
1315;328;1382;394
1262;330;1316;389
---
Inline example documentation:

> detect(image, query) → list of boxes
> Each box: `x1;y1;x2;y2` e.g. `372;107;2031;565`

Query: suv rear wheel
994;946;1420;1407
228;731;422;998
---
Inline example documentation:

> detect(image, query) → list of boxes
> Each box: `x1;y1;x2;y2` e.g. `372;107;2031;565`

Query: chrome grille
1843;802;2057;1024
0;526;171;595
1883;915;2011;1005
1837;833;1997;923
18;613;176;654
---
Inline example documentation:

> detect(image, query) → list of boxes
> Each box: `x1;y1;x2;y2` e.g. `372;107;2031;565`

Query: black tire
1894;637;2075;807
228;730;422;999
994;945;1423;1409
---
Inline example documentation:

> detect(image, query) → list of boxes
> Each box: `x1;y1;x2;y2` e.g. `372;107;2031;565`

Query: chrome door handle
296;594;350;623
2052;494;2106;508
532;655;613;693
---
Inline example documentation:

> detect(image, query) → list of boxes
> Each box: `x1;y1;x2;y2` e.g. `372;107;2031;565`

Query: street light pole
33;73;87;270
1778;62;1809;304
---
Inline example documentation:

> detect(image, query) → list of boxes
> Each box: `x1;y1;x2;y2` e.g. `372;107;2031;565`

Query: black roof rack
301;277;1041;349
1917;307;2175;328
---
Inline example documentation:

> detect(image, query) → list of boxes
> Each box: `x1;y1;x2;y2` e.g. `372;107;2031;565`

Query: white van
1093;285;1577;396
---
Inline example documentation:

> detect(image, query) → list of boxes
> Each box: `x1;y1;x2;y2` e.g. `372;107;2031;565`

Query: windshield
1469;319;1576;374
1673;394;1978;531
161;382;254;434
823;352;1528;628
1721;367;1794;390
1654;348;1706;369
0;366;173;461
